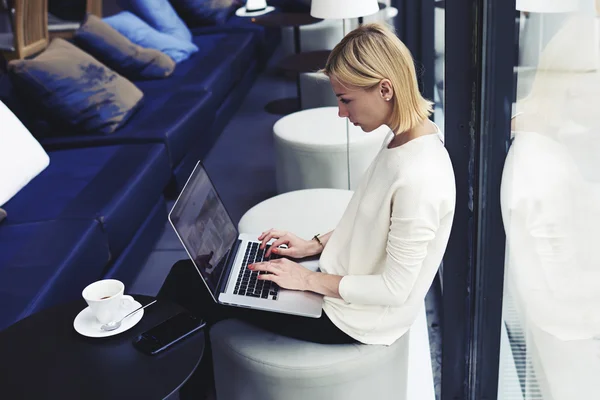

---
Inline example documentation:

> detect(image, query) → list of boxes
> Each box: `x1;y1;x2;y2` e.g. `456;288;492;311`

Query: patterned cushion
118;0;193;42
7;39;143;135
75;14;175;79
169;0;243;27
104;12;199;63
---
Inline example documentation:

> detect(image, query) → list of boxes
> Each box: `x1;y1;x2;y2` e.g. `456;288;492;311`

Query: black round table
0;295;205;400
253;12;323;115
277;49;331;74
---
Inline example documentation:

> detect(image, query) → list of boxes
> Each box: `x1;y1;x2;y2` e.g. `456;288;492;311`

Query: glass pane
499;2;600;399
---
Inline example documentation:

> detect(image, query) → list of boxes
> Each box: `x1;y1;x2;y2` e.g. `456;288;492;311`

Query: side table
0;295;205;400
252;12;322;115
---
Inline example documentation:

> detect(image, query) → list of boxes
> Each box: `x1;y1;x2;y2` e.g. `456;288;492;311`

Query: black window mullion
442;0;516;399
470;0;515;398
441;0;482;397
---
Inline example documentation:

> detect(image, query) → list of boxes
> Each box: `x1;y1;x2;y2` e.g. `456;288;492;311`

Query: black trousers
159;260;356;398
158;260;356;345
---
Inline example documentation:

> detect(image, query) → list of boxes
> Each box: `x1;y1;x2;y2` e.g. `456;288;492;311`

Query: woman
248;23;456;346
162;23;455;348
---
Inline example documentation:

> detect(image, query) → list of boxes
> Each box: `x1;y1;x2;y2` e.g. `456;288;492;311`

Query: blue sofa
0;17;280;331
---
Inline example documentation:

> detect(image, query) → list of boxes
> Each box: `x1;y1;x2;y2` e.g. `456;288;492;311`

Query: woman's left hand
248;259;313;291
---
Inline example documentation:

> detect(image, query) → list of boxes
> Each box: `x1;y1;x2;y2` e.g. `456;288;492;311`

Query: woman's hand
258;229;321;258
249;258;314;291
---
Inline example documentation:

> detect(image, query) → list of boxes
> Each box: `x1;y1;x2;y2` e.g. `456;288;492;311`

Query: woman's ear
380;79;394;102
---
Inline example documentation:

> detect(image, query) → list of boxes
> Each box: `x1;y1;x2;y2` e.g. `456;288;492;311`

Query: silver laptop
169;161;323;318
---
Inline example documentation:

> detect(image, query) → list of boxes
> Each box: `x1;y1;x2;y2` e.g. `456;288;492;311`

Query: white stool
238;188;353;238
299;72;338;110
210;188;427;400
273;107;389;193
210;319;410;400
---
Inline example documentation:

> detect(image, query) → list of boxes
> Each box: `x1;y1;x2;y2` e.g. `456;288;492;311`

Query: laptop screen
169;162;238;296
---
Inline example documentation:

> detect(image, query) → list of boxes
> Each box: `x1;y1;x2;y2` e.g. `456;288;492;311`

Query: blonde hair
321;23;433;134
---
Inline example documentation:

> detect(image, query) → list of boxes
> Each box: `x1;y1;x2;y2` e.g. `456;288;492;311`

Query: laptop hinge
217;239;242;295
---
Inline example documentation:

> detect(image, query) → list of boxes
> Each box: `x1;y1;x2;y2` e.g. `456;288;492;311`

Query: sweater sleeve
338;173;444;306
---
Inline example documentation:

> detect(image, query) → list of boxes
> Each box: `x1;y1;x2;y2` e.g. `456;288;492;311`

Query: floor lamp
310;0;379;190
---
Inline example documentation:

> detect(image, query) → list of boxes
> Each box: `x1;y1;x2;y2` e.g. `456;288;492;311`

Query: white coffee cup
82;279;134;324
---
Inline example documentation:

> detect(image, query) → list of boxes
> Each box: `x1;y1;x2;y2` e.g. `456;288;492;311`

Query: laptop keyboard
233;241;280;300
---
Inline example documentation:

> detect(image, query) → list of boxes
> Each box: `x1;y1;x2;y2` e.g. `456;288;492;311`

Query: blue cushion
74;14;176;80
7;38;144;135
169;32;257;103
38;89;215;167
118;0;192;42
190;16;280;65
0;219;109;330
2;144;171;259
104;11;198;63
169;0;242;27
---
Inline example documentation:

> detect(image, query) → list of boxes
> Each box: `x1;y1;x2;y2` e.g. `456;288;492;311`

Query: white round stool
210;189;412;400
238;188;353;238
299;72;338;110
274;107;389;193
210;319;410;400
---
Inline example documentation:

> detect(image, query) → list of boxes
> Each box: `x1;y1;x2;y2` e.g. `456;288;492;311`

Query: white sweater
319;130;456;345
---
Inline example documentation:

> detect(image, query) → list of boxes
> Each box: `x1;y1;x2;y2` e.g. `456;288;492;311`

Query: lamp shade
246;0;267;12
310;0;379;19
516;0;579;13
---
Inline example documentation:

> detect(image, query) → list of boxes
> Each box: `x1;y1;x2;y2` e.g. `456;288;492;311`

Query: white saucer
235;6;275;17
73;300;144;338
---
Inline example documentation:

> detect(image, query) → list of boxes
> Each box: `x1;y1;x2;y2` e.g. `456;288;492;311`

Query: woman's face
329;76;393;133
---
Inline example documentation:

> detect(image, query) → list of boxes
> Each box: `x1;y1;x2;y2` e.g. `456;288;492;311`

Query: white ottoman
299;72;338;110
210;188;414;400
238;188;353;238
274;107;389;193
210;319;410;400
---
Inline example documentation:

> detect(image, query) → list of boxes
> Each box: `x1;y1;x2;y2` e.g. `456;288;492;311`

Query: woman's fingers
259;232;278;249
269;244;293;257
258;229;286;249
265;237;289;257
248;261;279;274
258;229;272;241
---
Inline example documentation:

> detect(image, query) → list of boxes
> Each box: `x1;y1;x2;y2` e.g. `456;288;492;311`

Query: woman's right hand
258;229;322;259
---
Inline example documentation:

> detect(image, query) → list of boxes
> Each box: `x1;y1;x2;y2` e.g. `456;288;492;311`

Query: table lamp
516;0;597;72
310;0;379;189
516;0;578;12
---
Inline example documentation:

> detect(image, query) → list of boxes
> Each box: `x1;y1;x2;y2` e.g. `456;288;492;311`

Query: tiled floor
130;47;444;400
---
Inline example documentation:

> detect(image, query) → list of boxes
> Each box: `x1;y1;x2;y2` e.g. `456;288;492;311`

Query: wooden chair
0;0;49;61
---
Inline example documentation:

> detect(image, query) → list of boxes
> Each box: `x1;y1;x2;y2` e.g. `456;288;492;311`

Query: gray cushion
74;14;175;80
7;39;143;134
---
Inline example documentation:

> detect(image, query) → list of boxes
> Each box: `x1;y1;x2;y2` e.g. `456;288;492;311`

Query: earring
385;98;390;102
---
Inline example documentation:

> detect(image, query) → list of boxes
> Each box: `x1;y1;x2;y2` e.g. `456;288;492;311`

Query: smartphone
133;312;206;356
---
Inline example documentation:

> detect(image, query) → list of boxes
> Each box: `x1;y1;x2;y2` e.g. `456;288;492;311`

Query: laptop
169;161;323;318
